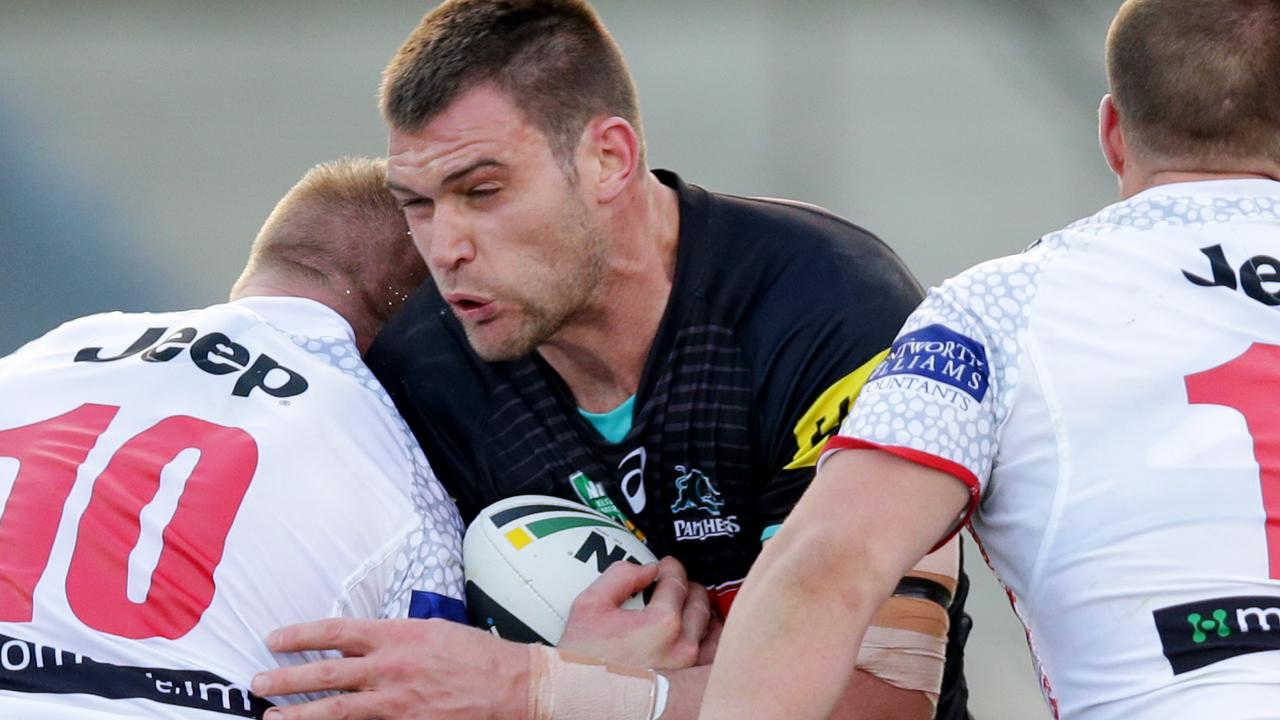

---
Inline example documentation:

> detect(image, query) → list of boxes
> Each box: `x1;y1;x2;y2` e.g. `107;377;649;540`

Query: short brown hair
1107;0;1280;166
239;157;425;327
380;0;643;167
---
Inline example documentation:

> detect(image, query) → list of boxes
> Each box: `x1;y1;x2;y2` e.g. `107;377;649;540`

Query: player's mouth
444;292;497;323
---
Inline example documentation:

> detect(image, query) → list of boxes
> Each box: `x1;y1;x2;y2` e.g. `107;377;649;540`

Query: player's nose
426;204;476;272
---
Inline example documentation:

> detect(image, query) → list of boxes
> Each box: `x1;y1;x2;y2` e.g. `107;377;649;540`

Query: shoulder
709;190;909;277
274;334;424;479
911;245;1056;340
688;185;923;325
922;214;1090;339
3;308;194;363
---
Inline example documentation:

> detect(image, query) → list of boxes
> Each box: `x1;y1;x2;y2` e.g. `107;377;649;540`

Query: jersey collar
1130;177;1280;201
231;296;356;342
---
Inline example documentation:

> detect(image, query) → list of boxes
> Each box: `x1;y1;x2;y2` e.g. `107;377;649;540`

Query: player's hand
251;618;527;720
558;555;710;670
697;611;724;666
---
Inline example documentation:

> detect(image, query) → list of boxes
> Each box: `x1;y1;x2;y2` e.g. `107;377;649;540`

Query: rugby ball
463;495;656;645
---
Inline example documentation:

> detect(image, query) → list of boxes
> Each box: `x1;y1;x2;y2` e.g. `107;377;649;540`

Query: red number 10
1186;343;1280;579
0;403;257;639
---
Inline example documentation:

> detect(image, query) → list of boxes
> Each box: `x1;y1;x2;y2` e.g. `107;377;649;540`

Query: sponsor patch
569;471;647;542
1153;595;1280;674
869;324;989;403
74;326;309;399
617;447;648;514
0;632;271;717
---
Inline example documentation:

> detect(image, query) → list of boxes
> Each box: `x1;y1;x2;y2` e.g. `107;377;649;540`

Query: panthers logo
669;465;724;517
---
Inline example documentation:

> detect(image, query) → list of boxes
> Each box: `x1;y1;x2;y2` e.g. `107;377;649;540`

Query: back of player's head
234;157;425;332
1107;0;1280;167
380;0;643;168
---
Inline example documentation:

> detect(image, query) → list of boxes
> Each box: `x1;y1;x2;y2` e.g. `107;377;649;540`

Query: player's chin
464;318;544;362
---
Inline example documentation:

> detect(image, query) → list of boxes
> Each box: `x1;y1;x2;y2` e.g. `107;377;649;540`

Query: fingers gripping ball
463;495;657;644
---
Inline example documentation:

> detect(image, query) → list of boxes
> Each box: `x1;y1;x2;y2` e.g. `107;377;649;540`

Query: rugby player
251;1;971;719
699;1;1280;718
0;158;465;718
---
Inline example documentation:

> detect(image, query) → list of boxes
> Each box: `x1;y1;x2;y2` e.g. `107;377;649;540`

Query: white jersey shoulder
832;180;1280;719
0;297;464;719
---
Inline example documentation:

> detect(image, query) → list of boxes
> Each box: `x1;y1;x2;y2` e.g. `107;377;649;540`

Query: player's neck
1120;168;1280;199
537;174;680;413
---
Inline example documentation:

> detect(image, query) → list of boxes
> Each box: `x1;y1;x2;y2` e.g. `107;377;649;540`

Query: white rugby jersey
827;179;1280;719
0;296;465;719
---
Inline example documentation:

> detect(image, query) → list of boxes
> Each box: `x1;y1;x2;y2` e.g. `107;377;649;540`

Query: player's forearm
648;665;711;719
659;654;933;720
827;670;935;720
699;449;970;720
698;522;892;720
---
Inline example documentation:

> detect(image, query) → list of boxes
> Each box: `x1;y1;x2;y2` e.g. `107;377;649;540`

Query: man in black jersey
251;2;971;719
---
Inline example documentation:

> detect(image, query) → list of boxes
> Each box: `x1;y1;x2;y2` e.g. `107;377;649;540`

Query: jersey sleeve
305;328;470;624
749;220;925;539
824;253;1041;525
376;437;468;623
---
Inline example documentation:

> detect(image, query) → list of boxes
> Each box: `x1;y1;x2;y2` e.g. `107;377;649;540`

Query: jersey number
0;403;258;638
1186;343;1280;578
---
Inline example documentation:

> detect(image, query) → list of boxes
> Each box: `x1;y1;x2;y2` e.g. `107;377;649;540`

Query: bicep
777;448;970;597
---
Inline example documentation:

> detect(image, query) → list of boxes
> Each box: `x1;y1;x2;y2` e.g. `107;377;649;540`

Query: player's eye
400;197;435;216
467;185;500;200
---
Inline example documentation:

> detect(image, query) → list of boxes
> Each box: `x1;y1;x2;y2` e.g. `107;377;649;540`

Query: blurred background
1;1;1126;716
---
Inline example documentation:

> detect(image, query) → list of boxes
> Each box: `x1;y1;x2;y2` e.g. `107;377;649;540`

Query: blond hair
235;157;425;329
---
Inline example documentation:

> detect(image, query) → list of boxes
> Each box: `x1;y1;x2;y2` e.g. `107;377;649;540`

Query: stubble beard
465;212;608;363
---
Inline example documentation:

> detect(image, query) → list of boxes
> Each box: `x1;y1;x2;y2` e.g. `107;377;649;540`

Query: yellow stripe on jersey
784;349;890;470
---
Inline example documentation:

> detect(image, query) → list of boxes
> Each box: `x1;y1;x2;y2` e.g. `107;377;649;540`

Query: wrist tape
527;645;668;720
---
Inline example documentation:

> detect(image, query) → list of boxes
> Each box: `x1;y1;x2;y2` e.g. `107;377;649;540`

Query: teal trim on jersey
761;523;783;543
578;395;636;444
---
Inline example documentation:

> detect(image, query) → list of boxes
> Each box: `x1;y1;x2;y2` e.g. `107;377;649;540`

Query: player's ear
587;116;640;204
1099;94;1127;178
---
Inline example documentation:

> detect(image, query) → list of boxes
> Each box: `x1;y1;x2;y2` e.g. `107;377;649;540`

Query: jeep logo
1183;244;1280;307
75;326;309;399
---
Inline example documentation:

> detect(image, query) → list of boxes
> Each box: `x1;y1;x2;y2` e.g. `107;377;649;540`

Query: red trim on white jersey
965;520;1059;718
821;435;981;550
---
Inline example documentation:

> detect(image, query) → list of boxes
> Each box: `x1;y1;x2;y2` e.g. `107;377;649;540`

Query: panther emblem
669;465;724;516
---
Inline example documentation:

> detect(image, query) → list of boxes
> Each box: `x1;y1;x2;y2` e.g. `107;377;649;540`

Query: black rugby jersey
367;171;971;719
